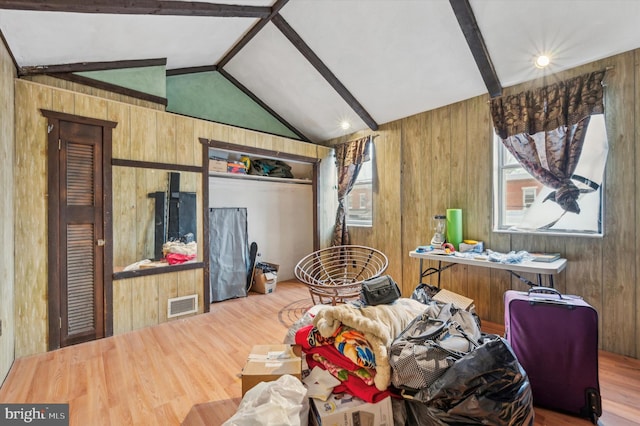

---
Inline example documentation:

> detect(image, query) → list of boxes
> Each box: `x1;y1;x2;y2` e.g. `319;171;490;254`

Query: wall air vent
167;294;198;318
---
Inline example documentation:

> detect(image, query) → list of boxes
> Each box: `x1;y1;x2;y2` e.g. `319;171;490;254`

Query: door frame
42;109;117;351
199;138;320;312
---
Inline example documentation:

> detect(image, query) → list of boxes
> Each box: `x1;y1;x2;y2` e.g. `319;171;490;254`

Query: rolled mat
446;209;463;251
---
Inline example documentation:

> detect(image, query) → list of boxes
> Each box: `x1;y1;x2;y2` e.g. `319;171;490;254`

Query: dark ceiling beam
271;13;378;131
166;65;217;77
0;1;270;18
219;68;310;143
20;57;167;76
0;29;19;72
216;0;289;69
449;0;502;98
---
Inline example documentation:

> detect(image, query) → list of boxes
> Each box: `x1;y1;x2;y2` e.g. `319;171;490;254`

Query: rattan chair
294;245;389;305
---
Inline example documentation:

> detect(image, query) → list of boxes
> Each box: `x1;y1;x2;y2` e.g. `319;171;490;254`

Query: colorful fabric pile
293;298;426;402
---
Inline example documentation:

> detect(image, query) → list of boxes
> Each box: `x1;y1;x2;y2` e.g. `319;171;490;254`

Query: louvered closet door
58;121;104;347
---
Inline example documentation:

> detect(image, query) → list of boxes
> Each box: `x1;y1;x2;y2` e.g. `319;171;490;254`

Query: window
346;150;373;227
494;114;607;236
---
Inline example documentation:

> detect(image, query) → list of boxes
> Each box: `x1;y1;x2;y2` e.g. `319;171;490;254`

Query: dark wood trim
20;57;167;76
111;158;202;173
112;262;205;280
201;137;319;164
166;65;217;77
216;0;290;69
201;139;211;311
218;69;309;142
0;29;19;72
312;162;319;251
49;72;168;106
102;124;114;337
449;0;502;98
271;13;379;132
202;137;320;300
41;109;118;128
46;116;62;351
0;1;270;18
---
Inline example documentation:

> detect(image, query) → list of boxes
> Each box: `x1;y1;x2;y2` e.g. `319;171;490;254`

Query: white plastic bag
222;375;309;426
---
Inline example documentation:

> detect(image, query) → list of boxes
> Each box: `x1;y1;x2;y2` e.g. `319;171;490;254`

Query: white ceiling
1;0;639;143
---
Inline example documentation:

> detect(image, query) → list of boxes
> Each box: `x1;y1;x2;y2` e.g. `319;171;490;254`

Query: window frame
492;121;606;238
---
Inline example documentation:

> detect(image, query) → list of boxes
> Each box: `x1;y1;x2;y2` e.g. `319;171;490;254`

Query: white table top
409;250;567;275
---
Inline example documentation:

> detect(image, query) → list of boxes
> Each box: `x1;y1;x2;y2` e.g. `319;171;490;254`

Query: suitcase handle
528;286;562;299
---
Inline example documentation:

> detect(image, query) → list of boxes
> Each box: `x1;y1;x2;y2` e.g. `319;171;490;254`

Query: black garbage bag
402;334;534;426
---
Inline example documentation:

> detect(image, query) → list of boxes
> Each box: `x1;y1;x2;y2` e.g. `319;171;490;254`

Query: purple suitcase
504;287;601;423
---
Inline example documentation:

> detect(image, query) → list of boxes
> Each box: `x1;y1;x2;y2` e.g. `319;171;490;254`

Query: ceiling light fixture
535;54;551;69
340;120;351;130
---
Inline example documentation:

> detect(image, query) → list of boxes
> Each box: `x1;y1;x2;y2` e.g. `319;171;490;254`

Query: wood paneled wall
24;75;165;111
0;38;16;384
327;49;639;359
13;78;325;358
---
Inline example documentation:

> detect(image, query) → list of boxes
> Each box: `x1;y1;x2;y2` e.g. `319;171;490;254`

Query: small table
409;250;567;288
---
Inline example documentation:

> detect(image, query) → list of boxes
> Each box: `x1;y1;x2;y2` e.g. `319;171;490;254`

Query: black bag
360;275;401;306
403;335;535;426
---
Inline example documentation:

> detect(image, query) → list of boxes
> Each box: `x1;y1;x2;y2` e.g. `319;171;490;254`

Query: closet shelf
209;171;312;185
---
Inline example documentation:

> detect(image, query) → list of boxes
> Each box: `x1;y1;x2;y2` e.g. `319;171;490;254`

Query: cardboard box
241;344;302;396
310;394;393;426
252;262;279;294
209;158;227;173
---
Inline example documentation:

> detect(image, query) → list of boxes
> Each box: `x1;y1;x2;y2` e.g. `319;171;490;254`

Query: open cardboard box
252;262;279;294
241;344;302;396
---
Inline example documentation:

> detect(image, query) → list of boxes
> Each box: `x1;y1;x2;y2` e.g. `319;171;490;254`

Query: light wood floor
1;280;639;425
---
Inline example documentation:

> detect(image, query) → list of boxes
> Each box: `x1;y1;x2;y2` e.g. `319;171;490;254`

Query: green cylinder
446;209;463;251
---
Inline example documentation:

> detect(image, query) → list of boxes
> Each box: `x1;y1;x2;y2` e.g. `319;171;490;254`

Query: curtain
331;135;372;246
490;70;606;214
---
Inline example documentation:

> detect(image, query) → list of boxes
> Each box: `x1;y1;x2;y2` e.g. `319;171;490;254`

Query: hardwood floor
1;280;639;425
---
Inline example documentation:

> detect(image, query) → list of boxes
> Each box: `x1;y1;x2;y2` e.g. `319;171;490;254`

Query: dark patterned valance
490;70;606;139
334;135;371;168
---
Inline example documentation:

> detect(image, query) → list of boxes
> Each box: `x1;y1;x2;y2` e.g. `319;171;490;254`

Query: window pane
494;114;607;235
346;151;373;227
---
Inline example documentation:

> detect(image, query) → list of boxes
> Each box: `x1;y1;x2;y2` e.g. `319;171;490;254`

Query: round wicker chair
295;245;389;305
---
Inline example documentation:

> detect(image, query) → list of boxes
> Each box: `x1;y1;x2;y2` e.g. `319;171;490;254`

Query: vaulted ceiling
1;0;639;143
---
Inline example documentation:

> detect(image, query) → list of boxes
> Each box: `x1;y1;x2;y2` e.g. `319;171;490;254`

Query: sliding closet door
209;208;248;302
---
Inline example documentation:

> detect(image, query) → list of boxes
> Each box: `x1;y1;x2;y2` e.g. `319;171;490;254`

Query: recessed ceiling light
340;120;351;130
535;55;551;69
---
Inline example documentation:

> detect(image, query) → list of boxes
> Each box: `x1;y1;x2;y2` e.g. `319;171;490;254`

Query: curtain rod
334;134;379;147
488;66;614;102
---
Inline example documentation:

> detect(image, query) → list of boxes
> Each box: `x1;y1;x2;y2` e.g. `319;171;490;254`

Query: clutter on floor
225;281;537;425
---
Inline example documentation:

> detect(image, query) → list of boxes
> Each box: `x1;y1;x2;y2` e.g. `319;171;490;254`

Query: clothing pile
293;298;425;403
162;239;197;265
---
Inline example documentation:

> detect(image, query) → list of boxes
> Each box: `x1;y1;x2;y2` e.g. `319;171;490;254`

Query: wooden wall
13;78;325;358
0;38;16;384
24;75;165;111
327;49;639;359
